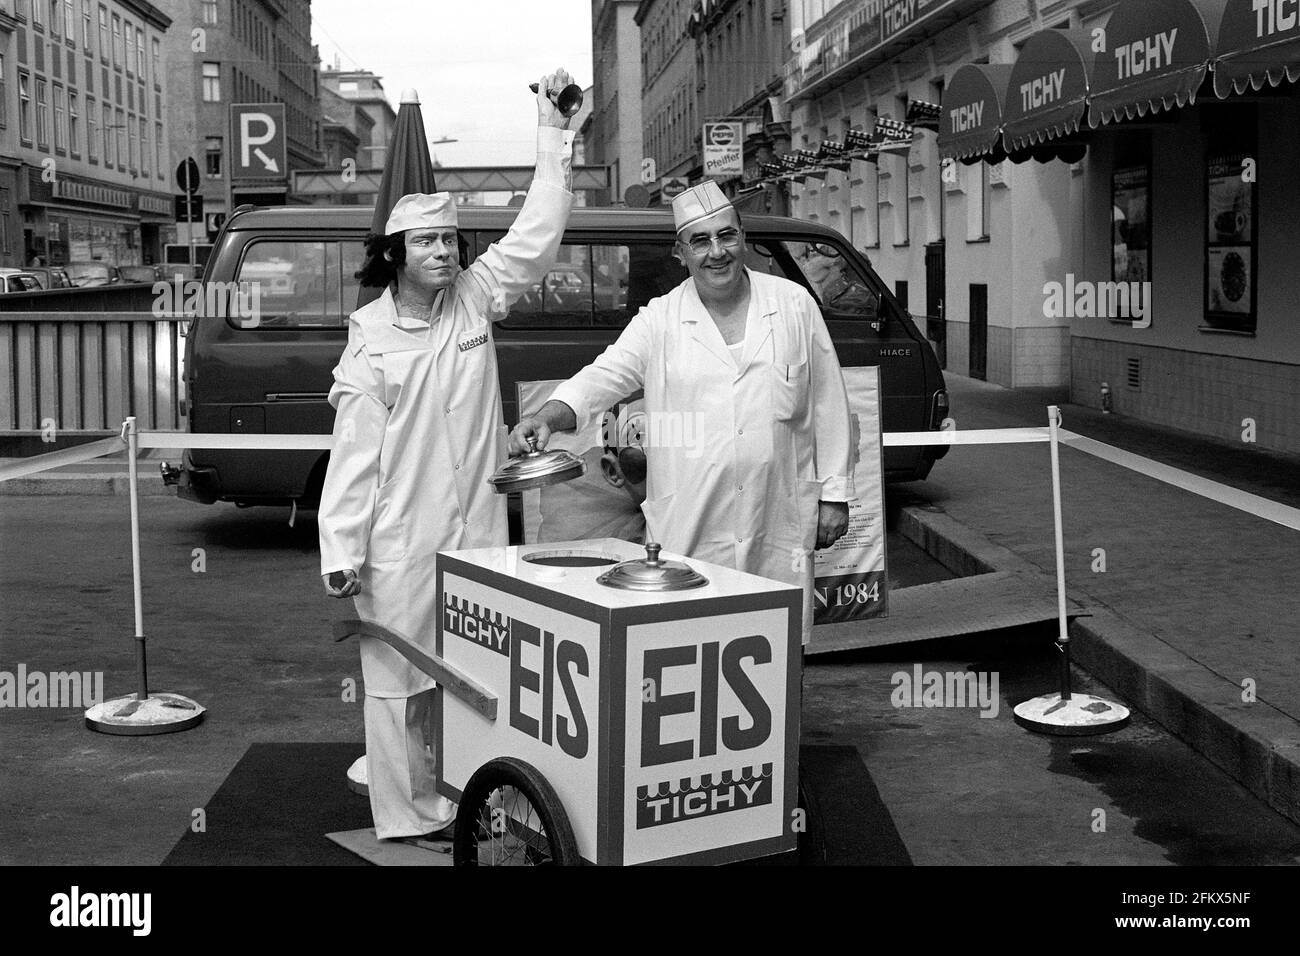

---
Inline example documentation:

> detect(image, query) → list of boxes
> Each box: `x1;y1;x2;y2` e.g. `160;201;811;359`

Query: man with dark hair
511;181;854;645
317;68;576;843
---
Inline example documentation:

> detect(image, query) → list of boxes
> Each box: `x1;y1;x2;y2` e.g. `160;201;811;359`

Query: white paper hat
385;192;458;234
672;181;733;234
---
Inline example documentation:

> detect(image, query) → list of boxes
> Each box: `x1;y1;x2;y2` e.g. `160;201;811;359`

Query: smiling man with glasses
510;181;854;645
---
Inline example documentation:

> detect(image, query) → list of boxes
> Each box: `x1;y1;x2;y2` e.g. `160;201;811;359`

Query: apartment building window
136;27;145;77
49;0;59;36
139;117;148;175
34;0;44;29
202;0;218;25
206;136;222;177
64;0;75;40
111;14;121;66
36;78;49;148
115;107;125;166
202;62;220;102
87;95;97;159
102;100;112;164
54;84;66;149
151;38;160;88
124;19;134;75
69;91;79;153
155;121;163;177
98;6;107;60
82;0;91;48
128;112;137;169
0;56;6;128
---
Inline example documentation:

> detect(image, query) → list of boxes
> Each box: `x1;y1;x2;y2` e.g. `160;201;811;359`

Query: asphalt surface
2;492;1298;865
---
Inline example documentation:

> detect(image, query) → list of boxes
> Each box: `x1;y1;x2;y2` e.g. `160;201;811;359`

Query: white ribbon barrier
884;427;1049;446
135;432;333;451
0;435;127;482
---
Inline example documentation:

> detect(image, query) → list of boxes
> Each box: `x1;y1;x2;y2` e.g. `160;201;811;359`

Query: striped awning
1213;0;1300;96
1002;29;1096;154
937;64;1013;163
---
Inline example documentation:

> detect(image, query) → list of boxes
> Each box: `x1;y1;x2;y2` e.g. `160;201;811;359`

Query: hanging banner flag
703;121;744;179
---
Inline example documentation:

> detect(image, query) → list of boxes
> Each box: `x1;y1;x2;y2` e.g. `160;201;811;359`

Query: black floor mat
163;742;910;866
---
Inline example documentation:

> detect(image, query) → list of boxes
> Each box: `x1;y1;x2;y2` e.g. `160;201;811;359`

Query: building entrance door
925;239;946;369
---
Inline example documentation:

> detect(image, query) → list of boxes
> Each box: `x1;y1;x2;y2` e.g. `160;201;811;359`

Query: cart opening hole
522;550;620;568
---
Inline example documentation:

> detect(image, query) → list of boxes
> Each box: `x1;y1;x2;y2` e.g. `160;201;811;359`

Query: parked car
65;261;123;287
165;204;950;508
24;266;73;289
119;264;164;283
0;268;45;294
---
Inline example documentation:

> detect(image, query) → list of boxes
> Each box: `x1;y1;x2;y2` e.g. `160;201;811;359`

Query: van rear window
230;239;364;328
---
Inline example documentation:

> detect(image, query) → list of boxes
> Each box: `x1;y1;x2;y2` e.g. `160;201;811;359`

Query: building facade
589;0;644;204
318;67;395;171
158;0;324;248
0;0;175;267
637;0;698;194
784;0;1300;457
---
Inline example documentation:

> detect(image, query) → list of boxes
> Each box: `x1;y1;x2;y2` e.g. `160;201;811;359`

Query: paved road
3;494;1297;864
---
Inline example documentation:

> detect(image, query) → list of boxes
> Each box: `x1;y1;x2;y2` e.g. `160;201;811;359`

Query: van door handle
265;392;330;402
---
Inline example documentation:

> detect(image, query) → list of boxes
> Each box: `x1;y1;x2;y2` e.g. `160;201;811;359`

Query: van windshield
231;239;364;328
744;238;880;321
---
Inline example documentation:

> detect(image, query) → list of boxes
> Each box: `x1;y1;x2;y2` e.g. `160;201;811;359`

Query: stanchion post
125;417;149;701
1047;405;1072;701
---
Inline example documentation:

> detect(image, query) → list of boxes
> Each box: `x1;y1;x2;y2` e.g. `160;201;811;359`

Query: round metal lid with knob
487;435;587;493
597;542;709;591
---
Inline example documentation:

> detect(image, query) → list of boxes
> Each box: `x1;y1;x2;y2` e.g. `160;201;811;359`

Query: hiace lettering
1020;68;1067;110
49;886;151;937
0;665;104;708
509;620;589;759
948;101;984;133
1041;274;1152;326
1114;28;1177;81
890;664;1000;718
152;276;261;320
641;634;772;767
1255;0;1300;38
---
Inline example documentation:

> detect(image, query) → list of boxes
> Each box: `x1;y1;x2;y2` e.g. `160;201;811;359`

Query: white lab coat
550;270;855;642
319;128;575;698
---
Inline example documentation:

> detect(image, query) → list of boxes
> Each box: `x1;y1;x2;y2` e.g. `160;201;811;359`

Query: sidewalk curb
899;503;1300;827
0;473;170;496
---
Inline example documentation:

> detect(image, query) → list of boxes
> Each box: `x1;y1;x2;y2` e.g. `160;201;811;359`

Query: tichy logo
636;763;773;829
443;593;509;656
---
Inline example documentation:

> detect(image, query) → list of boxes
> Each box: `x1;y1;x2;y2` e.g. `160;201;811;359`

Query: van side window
749;238;881;323
231;239;364;328
483;237;686;328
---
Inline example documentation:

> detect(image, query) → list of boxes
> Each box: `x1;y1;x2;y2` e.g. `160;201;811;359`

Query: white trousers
364;691;457;839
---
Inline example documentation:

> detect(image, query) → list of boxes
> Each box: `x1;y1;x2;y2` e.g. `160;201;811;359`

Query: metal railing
0;311;186;433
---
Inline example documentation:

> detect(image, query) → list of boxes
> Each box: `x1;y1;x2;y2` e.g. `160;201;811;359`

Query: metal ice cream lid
487;435;587;493
596;542;709;591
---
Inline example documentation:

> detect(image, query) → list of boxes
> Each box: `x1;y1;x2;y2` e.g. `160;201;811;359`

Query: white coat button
445;406;452;415
737;428;743;436
455;463;461;470
737;483;743;491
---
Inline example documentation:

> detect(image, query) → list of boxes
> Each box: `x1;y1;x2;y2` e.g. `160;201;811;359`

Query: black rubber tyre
452;757;581;866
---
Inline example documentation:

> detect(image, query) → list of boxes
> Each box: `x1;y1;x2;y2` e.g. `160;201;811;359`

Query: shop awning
1213;0;1300;97
1088;0;1222;126
937;63;1013;163
1002;29;1096;154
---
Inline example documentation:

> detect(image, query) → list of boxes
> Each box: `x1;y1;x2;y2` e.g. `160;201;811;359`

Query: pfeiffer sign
703;121;744;179
433;538;800;865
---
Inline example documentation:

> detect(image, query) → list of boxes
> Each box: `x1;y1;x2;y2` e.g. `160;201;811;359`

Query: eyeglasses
681;228;742;256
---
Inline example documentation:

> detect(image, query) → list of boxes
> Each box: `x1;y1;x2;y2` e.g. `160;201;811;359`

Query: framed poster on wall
1204;151;1257;333
1111;164;1151;291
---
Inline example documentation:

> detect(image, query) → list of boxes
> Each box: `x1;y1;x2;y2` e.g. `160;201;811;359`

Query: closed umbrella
357;88;439;308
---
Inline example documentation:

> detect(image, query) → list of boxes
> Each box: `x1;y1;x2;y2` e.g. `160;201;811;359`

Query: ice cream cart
336;537;805;866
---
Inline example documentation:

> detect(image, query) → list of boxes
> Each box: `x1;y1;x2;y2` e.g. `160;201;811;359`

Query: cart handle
333;619;498;721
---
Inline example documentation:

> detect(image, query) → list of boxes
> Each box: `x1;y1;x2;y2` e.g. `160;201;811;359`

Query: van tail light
930;389;950;429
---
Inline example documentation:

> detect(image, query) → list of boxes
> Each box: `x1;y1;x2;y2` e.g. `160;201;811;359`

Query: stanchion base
347;755;369;797
85;693;206;736
1013;692;1130;736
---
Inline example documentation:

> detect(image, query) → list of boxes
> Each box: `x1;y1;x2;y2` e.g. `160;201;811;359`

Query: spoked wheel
452;757;581;866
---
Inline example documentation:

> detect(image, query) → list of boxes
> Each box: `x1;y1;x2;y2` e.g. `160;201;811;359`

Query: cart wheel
796;777;827;866
452;757;581;866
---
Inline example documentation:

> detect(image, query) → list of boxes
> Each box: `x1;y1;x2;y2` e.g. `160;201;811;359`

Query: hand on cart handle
324;569;361;598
